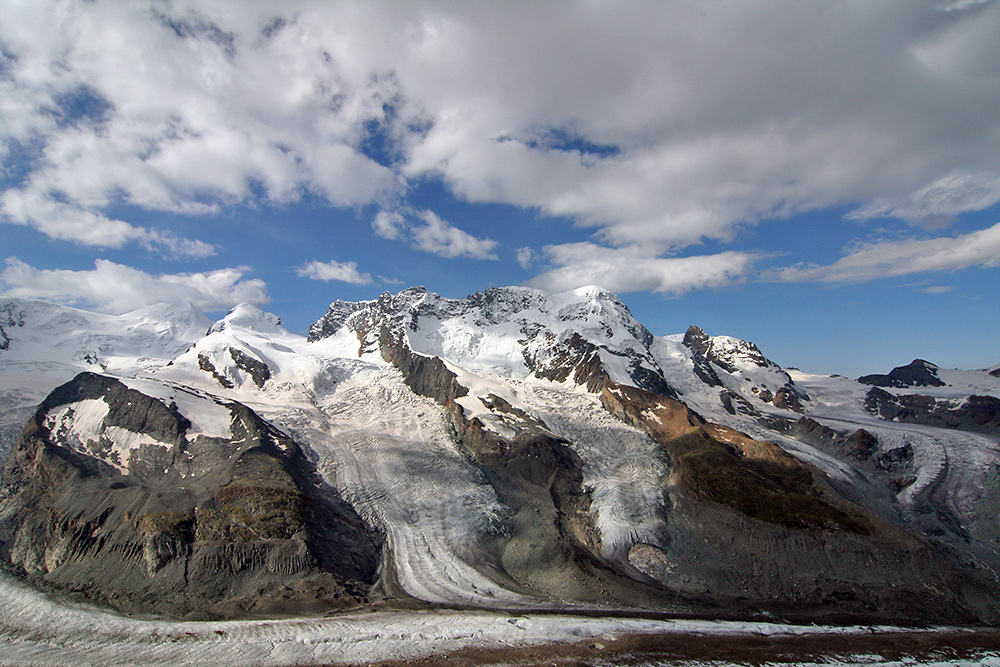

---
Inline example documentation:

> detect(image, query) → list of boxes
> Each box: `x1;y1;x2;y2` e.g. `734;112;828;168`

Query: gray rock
864;388;1000;437
859;359;946;388
0;372;382;619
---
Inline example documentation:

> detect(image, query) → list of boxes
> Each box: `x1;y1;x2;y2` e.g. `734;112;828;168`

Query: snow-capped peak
308;285;666;392
208;303;285;335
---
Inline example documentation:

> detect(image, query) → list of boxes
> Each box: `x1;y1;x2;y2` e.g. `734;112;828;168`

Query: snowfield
2;571;998;667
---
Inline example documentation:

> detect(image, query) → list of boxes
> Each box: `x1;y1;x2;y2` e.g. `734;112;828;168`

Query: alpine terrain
2;286;1000;629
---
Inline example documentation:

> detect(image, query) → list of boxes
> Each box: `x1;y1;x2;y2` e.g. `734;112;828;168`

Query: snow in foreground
1;571;997;667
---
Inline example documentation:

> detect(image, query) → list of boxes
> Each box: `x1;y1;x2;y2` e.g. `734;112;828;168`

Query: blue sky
1;1;999;377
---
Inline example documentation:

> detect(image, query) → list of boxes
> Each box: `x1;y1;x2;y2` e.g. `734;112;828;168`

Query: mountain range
1;286;999;624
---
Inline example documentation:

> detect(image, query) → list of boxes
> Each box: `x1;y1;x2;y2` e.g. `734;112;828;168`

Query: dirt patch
340;627;1000;667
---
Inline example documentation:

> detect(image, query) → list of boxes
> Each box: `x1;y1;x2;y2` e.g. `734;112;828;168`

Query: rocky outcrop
682;326;724;387
789;417;914;496
375;329;699;611
859;359;946;388
683;325;807;413
0;302;23;351
600;384;1000;624
789;417;881;462
865;388;1000;437
0;373;381;619
229;348;271;388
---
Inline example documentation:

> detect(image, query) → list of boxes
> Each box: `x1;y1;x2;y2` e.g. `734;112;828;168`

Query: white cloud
516;247;533;269
395;2;1000;245
2;1;999;265
372;209;406;240
847;171;1000;229
372;207;498;260
296;259;373;285
773;221;1000;283
411;210;498;260
0;1;401;251
526;243;757;296
1;189;216;258
0;257;268;314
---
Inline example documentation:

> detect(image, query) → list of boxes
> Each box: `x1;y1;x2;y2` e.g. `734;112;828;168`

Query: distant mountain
0;298;212;460
2;287;1000;624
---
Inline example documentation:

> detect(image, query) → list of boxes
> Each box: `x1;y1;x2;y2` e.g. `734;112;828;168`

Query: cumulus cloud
516;247;534;270
2;1;999;270
372;209;406;240
526;243;757;296
0;1;401;251
773;221;1000;283
410;210;498;260
0;257;268;314
1;190;216;258
372;207;498;260
296;259;373;285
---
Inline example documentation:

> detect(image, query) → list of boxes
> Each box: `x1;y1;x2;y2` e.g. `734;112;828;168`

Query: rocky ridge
0;372;381;619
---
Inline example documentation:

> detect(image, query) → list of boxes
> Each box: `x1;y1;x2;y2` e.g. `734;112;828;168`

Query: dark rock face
789;418;880;462
865;388;1000;437
529;332;610;393
0;302;25;351
0;373;381;619
859;359;946;388
603;385;1000;625
198;353;234;388
229;348;271;388
773;387;804;412
788;417;916;500
682;326;724;387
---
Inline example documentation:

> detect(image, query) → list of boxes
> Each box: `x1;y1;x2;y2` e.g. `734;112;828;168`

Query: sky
1;0;999;377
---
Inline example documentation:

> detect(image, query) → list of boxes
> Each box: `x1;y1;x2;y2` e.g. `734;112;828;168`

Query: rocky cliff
0;372;382;619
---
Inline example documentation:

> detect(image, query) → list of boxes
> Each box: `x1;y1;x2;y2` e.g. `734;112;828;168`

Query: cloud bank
1;0;998;294
774;221;1000;283
527;244;758;296
0;258;269;314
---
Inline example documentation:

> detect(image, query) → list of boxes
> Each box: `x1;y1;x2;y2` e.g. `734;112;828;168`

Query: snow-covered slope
0;298;212;459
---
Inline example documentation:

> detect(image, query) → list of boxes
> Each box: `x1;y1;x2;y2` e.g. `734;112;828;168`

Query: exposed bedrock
378;327;698;611
865;387;1000;437
602;383;1000;625
0;372;382;619
379;330;1000;623
859;359;946;388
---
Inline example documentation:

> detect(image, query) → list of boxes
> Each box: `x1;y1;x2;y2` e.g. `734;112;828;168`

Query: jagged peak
307;285;664;392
